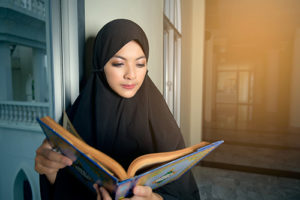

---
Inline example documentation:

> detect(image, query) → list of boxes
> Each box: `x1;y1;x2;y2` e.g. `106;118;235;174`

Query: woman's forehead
112;41;146;58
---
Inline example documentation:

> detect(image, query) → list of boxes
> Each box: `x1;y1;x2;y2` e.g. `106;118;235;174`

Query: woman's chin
117;91;137;99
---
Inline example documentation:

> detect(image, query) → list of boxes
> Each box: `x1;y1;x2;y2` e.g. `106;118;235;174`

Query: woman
35;19;200;200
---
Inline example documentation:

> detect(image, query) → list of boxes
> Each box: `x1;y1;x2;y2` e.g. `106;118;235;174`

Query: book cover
38;118;118;191
114;141;223;199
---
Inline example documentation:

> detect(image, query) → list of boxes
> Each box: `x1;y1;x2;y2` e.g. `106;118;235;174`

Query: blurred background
0;0;299;199
202;0;300;175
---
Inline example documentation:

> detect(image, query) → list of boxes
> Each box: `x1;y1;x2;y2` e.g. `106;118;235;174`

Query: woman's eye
136;63;146;68
112;63;123;67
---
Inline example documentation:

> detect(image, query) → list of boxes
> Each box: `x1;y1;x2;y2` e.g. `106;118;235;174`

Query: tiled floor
192;166;300;200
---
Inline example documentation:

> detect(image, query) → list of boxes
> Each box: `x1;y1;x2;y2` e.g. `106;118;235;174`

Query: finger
153;193;163;200
36;140;52;156
38;139;73;166
35;161;59;175
42;139;52;148
38;147;72;166
93;184;101;200
133;186;152;197
100;187;112;200
35;153;69;171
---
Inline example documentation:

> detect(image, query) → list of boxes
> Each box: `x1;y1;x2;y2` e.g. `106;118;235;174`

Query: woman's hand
35;139;73;184
125;186;163;200
94;184;163;200
94;184;112;200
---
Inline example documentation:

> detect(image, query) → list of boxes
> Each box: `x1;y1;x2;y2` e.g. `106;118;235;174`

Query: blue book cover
37;116;223;199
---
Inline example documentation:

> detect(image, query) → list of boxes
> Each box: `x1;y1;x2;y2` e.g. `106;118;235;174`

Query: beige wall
85;0;164;91
181;0;205;146
85;0;206;146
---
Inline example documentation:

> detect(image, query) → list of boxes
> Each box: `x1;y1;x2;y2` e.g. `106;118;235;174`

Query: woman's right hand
35;139;73;184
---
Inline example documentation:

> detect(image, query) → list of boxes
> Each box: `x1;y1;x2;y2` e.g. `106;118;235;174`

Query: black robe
40;19;200;200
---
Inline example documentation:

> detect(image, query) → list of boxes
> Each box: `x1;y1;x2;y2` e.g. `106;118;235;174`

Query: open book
37;115;223;199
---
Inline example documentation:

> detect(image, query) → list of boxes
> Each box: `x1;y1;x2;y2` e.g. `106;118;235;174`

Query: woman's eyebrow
113;55;146;60
113;55;126;60
136;56;146;60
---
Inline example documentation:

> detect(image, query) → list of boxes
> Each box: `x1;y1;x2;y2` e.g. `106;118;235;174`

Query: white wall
181;0;205;146
85;0;164;91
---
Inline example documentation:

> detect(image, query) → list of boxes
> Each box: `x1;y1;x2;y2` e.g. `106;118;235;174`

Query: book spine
115;179;135;200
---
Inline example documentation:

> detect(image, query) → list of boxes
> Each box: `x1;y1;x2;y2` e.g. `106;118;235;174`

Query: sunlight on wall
202;0;300;174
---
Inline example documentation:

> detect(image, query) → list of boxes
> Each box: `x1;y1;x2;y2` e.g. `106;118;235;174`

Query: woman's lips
121;84;136;89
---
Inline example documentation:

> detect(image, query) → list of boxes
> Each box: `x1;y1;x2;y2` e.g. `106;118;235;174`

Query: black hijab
40;19;200;200
68;18;186;169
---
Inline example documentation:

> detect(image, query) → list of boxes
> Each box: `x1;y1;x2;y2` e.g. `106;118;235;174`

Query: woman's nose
124;65;136;80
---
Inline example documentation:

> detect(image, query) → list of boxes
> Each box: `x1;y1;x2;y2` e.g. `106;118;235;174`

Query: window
0;0;50;129
13;169;32;200
163;0;182;125
0;0;83;129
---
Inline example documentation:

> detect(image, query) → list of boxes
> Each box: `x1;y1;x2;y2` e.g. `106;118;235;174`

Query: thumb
133;186;152;197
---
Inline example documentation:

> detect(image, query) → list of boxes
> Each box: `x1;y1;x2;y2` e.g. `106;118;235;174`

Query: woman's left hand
94;184;163;200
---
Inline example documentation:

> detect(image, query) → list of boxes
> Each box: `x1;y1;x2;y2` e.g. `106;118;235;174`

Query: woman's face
104;41;147;98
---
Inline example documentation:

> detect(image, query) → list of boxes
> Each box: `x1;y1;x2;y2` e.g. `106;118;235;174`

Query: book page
63;111;84;141
127;142;209;177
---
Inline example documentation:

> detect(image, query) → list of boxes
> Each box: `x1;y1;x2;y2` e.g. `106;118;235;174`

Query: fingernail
66;159;72;166
135;186;141;194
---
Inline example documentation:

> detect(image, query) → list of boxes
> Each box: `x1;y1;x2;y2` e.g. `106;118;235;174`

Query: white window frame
163;0;182;126
49;0;82;121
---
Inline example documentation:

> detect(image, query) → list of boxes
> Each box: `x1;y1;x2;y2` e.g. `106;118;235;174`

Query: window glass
0;0;50;126
11;45;48;102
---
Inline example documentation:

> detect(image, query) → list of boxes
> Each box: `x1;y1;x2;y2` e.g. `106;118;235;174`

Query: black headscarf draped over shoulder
40;19;200;200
